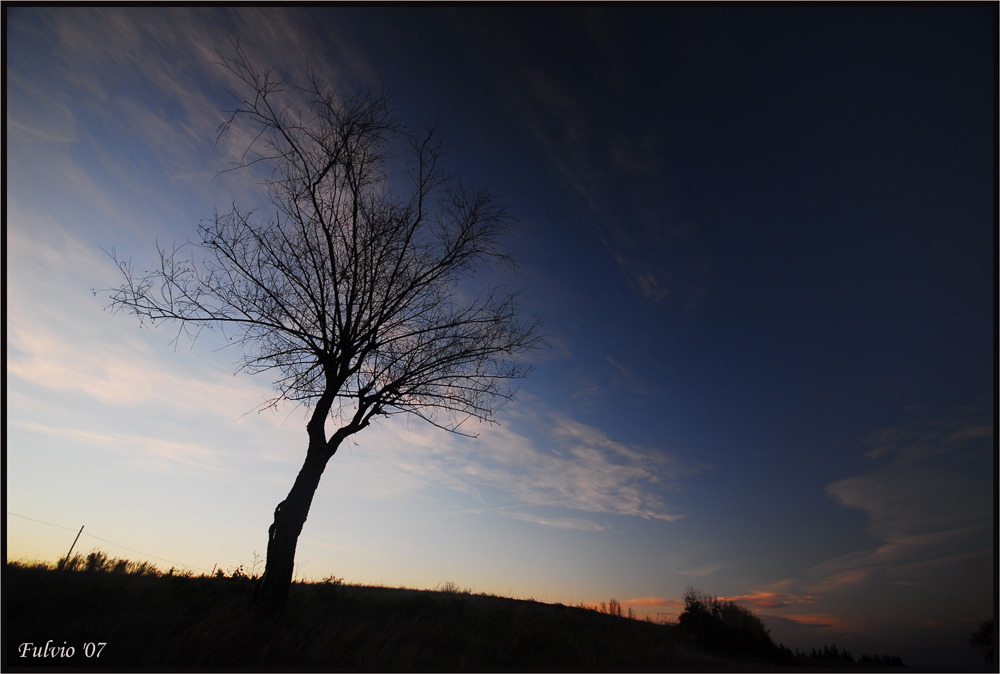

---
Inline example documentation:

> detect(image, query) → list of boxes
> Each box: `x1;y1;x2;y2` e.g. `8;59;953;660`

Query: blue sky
5;7;994;667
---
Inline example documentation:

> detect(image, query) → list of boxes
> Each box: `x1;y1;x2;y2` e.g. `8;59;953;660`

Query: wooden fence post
61;525;84;570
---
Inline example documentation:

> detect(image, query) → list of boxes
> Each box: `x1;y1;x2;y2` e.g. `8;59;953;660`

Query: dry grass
6;555;740;670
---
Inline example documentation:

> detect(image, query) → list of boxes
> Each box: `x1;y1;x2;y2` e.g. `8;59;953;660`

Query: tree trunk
250;443;332;611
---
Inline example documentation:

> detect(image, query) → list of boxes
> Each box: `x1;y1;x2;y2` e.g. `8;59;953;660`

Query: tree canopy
107;44;541;441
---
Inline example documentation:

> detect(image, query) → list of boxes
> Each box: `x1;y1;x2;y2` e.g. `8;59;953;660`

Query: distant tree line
677;588;909;667
778;643;904;667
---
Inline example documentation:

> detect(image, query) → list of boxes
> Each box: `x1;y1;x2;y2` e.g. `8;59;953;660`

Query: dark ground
5;561;739;670
5;562;988;671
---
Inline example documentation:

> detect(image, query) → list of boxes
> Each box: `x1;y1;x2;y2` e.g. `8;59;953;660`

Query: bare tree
103;44;542;610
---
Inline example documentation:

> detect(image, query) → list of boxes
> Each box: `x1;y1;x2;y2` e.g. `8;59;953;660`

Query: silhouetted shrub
969;619;994;664
578;598;638;619
436;580;472;594
677;587;777;660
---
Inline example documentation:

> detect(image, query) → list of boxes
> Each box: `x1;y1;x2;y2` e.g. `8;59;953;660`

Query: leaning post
61;525;84;570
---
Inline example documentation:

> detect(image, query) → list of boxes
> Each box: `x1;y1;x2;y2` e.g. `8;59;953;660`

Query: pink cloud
783;613;854;631
717;589;819;609
718;591;790;609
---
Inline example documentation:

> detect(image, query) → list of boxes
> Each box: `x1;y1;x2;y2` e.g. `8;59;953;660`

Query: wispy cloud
605;355;635;383
681;579;819;611
805;406;993;595
500;512;608;531
5;197;280;420
7;303;270;419
6;72;79;142
780;613;854;631
519;70;710;308
802;522;991;595
859;404;993;465
677;562;728;578
827;471;990;544
442;11;711;308
761;613;860;649
11;420;225;474
802;562;875;595
710;407;995;637
720;592;792;609
472;412;688;521
8;8;383;220
345;406;693;528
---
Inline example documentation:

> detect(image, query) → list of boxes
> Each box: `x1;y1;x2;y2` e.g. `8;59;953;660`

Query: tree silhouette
969;619;994;664
103;43;542;610
677;587;777;659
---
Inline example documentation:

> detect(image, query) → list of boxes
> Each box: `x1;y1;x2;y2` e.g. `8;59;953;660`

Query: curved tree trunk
251;442;333;611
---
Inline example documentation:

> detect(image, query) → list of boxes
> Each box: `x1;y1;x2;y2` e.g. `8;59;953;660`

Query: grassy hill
7;555;921;670
6;557;745;670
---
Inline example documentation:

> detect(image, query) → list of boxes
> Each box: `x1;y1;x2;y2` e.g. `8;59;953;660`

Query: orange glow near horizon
623;596;685;608
782;613;855;632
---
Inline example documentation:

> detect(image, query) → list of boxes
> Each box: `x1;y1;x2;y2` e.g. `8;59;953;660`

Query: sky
5;6;995;667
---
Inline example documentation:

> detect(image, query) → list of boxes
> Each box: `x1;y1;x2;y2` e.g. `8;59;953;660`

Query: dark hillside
6;561;742;670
